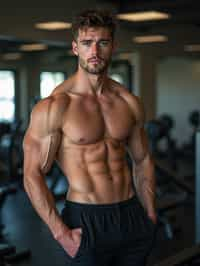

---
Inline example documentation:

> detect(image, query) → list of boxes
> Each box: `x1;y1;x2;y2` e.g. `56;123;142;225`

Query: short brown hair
72;9;116;40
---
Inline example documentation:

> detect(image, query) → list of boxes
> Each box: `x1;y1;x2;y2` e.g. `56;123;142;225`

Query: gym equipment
145;119;166;155
155;164;190;239
0;137;31;266
156;159;194;197
145;117;194;239
189;111;200;132
8;120;24;179
154;131;200;266
181;110;200;161
0;186;31;265
0;120;24;180
0;123;11;176
156;157;195;239
0;185;17;238
188;110;200;150
145;114;177;169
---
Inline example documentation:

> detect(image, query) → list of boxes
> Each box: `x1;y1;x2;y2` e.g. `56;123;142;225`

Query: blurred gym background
0;2;200;265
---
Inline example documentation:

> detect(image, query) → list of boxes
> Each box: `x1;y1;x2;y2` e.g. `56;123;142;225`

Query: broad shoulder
33;75;75;116
32;93;70;118
29;92;70;135
109;78;144;122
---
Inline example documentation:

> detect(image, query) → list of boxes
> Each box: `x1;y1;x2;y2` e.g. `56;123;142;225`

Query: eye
99;41;110;47
82;41;91;46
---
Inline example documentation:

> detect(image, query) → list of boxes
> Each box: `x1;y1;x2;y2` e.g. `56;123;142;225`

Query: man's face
72;27;114;75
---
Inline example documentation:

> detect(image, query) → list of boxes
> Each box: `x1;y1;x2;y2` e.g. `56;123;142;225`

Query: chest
62;93;135;144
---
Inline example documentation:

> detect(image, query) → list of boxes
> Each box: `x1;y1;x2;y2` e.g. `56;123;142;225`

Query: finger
72;228;82;242
74;227;82;234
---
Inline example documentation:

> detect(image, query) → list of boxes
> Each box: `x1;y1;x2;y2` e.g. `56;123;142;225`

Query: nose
91;42;99;55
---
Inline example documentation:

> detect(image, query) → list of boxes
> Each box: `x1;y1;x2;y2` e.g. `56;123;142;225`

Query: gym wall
157;56;200;146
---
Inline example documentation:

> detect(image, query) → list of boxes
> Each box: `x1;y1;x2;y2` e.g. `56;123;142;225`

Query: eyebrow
80;39;111;43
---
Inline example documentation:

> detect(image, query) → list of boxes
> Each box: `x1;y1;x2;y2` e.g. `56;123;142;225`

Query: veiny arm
126;95;157;223
23;96;66;238
23;95;82;257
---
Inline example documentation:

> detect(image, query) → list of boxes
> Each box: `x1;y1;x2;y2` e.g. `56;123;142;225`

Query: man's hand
147;209;157;225
56;226;83;258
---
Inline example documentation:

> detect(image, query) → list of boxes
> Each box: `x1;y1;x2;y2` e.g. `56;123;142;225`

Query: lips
88;58;102;63
90;60;100;64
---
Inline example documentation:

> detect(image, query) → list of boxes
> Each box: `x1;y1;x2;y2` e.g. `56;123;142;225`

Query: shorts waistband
64;195;139;212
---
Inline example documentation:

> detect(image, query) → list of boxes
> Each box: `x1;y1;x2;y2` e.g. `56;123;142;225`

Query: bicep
40;132;61;173
23;132;42;177
23;97;63;176
23;130;61;176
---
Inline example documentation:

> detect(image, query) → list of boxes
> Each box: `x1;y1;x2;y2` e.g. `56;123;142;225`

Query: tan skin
23;27;156;258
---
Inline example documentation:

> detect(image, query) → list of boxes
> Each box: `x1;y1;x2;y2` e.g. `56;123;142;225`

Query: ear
72;40;78;56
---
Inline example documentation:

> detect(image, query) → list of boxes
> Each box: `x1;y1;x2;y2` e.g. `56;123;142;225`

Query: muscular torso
54;84;136;203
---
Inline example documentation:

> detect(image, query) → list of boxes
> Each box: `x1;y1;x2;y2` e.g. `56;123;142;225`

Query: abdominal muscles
57;138;133;202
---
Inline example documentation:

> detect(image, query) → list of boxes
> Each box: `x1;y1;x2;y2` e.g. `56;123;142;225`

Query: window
0;71;15;122
40;72;65;98
109;60;132;92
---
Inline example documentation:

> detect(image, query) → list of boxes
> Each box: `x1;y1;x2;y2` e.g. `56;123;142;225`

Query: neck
75;66;108;96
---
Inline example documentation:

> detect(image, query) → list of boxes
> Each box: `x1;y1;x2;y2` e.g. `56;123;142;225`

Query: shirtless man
23;9;157;266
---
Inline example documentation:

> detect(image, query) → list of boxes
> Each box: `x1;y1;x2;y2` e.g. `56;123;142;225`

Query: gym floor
0;172;195;266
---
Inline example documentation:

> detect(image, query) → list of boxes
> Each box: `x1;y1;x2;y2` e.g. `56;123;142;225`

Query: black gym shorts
60;195;157;266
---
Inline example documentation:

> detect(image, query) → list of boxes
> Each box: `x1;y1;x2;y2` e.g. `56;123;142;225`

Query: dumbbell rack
154;131;200;265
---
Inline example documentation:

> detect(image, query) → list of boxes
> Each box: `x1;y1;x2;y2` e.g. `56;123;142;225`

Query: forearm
24;173;68;240
134;155;156;212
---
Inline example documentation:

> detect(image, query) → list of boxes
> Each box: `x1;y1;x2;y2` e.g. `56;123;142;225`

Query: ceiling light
117;11;170;22
35;21;72;30
184;44;200;52
2;53;22;60
19;44;48;51
133;35;168;43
